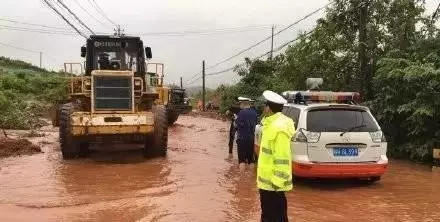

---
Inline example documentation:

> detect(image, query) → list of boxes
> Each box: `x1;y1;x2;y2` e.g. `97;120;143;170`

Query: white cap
237;96;251;102
263;90;287;105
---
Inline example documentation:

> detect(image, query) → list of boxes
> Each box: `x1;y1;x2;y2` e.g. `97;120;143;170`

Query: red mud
0;137;41;157
0;116;439;221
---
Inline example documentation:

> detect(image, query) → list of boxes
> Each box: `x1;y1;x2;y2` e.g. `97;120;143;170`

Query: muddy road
0;116;439;221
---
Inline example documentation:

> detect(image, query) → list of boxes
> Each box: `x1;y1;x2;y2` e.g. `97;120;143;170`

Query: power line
88;0;117;27
0;41;65;69
0;24;77;35
0;18;70;31
0;26;269;37
206;67;236;76
41;0;88;38
138;27;269;37
183;26;270;83
202;1;333;71
186;71;202;84
202;29;315;78
185;2;330;85
0;41;40;53
49;0;90;35
186;76;203;86
72;0;113;29
272;29;314;53
1;16;271;38
0;22;269;37
433;2;440;19
186;72;201;84
56;0;95;35
136;25;271;36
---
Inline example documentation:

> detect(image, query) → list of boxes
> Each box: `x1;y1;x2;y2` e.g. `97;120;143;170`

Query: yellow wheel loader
54;35;168;159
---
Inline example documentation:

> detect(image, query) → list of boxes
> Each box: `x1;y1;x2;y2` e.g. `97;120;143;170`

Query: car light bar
282;91;361;104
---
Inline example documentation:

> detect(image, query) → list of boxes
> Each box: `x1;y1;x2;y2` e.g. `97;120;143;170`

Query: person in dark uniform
236;97;258;167
227;106;240;155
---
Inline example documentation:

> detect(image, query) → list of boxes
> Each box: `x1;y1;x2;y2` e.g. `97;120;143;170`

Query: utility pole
358;0;370;98
270;25;275;60
202;60;206;111
114;25;125;37
39;51;42;68
180;76;183;89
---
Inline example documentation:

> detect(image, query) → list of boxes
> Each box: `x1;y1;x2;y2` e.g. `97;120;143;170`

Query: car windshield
306;108;379;132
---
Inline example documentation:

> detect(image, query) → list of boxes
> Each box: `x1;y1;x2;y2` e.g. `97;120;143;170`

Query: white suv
254;91;388;181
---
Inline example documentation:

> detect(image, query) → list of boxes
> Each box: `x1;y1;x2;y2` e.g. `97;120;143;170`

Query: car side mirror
145;47;152;59
81;46;86;57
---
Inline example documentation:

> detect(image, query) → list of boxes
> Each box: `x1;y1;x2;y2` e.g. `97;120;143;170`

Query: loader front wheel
59;103;81;159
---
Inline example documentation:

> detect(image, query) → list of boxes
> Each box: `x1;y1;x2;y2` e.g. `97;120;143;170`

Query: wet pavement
0;115;439;221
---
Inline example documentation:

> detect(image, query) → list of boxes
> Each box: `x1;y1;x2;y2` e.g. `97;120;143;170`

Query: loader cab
82;35;152;77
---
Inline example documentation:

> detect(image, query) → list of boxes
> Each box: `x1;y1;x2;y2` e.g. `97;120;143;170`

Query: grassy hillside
0;57;67;130
0;57;48;74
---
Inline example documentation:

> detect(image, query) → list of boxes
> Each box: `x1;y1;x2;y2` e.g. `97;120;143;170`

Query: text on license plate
333;147;358;156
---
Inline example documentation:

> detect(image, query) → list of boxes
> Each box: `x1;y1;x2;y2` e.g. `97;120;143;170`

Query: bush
0;57;68;130
367;57;440;162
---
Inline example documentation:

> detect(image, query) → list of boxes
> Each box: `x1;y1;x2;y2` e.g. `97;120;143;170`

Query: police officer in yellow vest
257;90;295;222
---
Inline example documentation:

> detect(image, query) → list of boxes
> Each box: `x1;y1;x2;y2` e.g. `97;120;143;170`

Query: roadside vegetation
210;0;440;162
0;57;68;132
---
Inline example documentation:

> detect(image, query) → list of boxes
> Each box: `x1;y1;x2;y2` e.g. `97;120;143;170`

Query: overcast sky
0;0;438;87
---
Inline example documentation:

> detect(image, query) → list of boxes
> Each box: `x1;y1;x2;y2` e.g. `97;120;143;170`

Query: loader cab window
92;40;142;73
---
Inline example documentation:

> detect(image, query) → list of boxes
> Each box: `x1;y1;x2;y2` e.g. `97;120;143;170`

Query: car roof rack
282;91;361;105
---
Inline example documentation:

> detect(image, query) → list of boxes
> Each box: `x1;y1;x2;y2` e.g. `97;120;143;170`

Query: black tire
50;104;61;127
361;176;381;184
145;105;168;157
59;103;79;159
369;176;381;183
167;112;179;125
59;103;90;159
79;142;90;157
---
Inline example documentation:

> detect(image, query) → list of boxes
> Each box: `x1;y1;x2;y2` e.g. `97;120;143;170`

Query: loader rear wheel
167;111;179;125
50;104;61;127
59;103;89;159
145;105;168;157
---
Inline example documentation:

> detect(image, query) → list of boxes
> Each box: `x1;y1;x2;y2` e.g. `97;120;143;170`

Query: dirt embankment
0;119;58;158
185;111;228;121
0;137;41;158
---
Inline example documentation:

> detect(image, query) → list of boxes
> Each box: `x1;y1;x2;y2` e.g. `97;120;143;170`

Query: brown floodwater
0;115;439;221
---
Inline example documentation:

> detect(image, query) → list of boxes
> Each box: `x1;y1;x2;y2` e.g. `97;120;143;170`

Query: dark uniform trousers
229;119;235;154
237;138;254;164
259;189;288;222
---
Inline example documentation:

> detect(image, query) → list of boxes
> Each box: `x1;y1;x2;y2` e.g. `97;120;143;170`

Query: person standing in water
257;90;295;222
236;97;258;167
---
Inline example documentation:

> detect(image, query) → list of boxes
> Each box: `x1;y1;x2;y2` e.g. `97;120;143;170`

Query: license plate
333;147;358;156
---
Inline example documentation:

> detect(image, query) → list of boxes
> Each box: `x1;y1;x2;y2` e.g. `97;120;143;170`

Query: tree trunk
358;0;371;99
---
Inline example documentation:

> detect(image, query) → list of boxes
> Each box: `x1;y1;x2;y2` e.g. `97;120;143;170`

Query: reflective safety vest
257;112;295;191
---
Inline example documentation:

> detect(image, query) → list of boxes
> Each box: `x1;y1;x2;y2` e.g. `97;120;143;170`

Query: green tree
216;0;440;162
